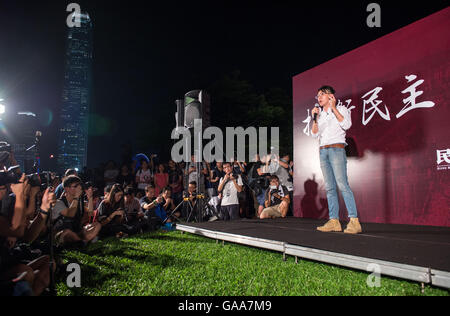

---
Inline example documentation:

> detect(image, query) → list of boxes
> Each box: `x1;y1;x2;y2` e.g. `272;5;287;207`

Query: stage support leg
421;283;425;294
283;253;286;261
295;256;298;264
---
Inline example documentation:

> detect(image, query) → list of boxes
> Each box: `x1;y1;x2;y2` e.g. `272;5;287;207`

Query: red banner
292;8;450;227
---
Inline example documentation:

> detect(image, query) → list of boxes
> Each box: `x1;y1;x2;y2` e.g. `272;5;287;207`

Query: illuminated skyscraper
57;12;92;173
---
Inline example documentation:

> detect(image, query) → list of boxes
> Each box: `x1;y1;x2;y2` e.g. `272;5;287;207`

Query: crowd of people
0;150;294;296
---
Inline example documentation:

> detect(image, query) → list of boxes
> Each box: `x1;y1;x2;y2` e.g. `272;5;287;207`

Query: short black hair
318;85;335;95
124;186;134;195
269;175;279;182
63;175;82;188
189;181;197;186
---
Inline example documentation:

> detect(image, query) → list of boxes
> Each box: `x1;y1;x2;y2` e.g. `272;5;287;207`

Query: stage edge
176;224;450;290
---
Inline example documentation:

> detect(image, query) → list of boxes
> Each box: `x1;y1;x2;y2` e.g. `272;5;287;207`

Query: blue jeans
319;147;358;219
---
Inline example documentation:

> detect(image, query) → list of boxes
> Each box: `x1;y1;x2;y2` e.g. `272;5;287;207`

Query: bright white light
74;168;79;172
17;112;36;117
0;104;5;114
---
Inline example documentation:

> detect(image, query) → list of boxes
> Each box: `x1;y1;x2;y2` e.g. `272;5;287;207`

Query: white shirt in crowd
273;159;293;192
311;105;352;147
136;169;152;190
219;175;243;206
52;200;67;221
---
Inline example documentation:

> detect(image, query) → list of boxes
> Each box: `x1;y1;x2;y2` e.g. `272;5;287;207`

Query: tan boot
344;218;362;234
317;219;342;232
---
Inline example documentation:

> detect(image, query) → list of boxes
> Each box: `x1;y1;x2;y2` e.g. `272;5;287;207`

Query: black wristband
39;209;49;215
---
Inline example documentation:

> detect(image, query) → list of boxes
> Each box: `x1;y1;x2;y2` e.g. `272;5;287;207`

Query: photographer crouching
259;175;290;219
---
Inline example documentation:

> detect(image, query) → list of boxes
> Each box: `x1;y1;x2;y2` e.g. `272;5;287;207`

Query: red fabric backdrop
292;8;450;227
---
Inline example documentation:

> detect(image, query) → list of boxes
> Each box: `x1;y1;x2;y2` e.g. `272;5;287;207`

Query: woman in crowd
168;160;183;206
154;163;169;196
135;160;152;196
98;184;135;238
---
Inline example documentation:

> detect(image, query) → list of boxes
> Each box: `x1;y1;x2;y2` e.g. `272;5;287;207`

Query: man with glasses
218;162;243;220
311;85;362;234
52;175;101;246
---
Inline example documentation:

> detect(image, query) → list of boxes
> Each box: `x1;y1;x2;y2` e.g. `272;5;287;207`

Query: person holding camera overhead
259;175;290;219
217;162;243;221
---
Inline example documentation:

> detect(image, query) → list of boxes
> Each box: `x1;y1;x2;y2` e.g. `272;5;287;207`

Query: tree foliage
208;70;292;156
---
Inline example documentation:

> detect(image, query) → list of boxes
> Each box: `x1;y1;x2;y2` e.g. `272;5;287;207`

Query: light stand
45;171;56;296
30;131;56;295
25;131;42;174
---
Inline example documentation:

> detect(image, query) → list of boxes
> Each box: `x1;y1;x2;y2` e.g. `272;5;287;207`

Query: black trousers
220;204;239;221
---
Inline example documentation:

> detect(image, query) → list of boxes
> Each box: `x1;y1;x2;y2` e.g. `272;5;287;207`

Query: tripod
163;161;220;224
162;195;192;225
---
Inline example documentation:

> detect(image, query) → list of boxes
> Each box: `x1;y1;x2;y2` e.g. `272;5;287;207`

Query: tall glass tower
57;12;93;173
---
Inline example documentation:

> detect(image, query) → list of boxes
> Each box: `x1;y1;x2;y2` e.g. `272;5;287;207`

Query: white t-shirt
136;169;152;190
219;175;243;206
52;199;67;221
187;162;207;183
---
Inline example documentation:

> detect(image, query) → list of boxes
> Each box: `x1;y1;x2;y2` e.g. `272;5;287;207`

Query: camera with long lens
0;165;50;190
269;185;278;195
0;167;20;185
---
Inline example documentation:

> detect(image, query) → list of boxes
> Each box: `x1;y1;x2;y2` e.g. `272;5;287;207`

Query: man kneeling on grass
52;175;101;247
259;175;290;219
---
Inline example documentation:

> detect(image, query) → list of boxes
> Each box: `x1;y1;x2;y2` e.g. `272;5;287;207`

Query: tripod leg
162;199;184;224
186;200;196;223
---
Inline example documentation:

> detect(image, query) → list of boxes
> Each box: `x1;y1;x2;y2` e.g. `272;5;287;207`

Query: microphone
313;103;320;123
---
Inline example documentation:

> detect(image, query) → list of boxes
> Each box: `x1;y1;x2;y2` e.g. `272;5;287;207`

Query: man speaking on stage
311;85;362;234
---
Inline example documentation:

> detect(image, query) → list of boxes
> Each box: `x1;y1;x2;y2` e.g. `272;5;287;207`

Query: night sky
0;0;447;170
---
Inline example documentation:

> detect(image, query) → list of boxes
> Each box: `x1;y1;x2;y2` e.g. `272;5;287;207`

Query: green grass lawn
56;230;449;296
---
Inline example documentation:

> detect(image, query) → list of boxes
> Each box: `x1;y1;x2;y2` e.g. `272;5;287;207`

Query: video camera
0;166;51;190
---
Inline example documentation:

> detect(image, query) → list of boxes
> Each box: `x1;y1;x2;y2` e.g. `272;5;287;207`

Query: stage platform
176;218;450;289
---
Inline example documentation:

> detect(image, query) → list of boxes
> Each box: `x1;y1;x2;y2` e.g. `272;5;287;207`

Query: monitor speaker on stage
184;90;210;129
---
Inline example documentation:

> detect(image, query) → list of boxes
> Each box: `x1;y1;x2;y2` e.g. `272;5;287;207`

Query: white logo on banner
437;149;450;171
